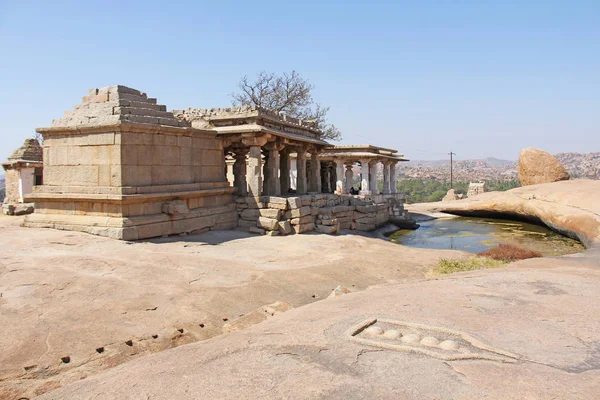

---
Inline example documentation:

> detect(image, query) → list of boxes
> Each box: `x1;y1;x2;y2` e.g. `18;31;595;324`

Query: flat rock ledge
408;179;600;249
10;179;600;400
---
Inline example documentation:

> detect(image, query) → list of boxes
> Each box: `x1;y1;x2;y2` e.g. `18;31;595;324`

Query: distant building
467;181;487;197
2;138;43;215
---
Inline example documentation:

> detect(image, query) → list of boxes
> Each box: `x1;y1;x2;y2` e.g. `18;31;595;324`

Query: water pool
388;217;584;256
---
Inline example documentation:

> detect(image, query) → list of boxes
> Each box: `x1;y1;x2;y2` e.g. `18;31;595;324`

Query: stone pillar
323;165;331;193
345;164;354;194
309;151;321;193
247;145;263;197
264;143;281;196
359;159;371;195
242;136;268;197
383;161;391;195
329;165;336;194
390;161;398;194
280;149;290;195
296;150;307;194
335;159;345;194
369;161;378;194
233;149;248;196
262;149;270;196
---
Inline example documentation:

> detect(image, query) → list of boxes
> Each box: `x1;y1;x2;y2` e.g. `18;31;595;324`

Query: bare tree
231;71;342;141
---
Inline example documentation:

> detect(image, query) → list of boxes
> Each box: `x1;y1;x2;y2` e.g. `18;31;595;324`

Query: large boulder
518;148;570;186
442;189;459;202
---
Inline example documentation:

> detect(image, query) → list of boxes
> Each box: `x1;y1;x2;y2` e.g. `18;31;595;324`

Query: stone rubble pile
236;194;402;236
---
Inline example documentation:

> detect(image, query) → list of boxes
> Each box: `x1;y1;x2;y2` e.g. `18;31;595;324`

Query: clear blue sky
1;0;598;165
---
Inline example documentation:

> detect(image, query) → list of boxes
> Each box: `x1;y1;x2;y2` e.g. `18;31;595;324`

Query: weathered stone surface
2;204;14;215
318;218;337;226
292;222;314;234
222;301;293;334
284;206;311;219
259;209;281;219
248;226;265;235
333;210;354;218
37;263;600;400
237;219;256;229
263;196;287;205
317;207;334;216
332;205;354;213
13;204;34;215
355;222;376;231
275;220;290;235
51;85;189;128
266;230;280;236
245;200;266;209
5;180;599;399
240;209;260;221
290;215;314;225
316;224;338;234
518;147;570;186
300;195;312;206
286;197;302;209
354;212;376;221
327;285;351;298
442;189;459;202
7;138;43;162
257;217;278;231
267;202;288;210
356;205;377;213
162;200;189;215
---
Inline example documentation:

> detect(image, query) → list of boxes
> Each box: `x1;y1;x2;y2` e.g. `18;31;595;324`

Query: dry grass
478;243;543;262
436;257;507;275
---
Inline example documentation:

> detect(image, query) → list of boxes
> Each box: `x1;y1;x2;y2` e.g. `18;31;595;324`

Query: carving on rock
346;318;520;362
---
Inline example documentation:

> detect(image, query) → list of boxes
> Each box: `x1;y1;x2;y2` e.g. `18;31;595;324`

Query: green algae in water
389;217;584;256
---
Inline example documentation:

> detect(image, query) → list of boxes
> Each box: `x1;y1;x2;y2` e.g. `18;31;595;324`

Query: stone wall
3;168;20;204
28;126;236;239
2;167;38;216
236;193;405;236
43;131;224;189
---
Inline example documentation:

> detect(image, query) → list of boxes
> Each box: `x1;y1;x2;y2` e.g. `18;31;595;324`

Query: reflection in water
389;217;584;256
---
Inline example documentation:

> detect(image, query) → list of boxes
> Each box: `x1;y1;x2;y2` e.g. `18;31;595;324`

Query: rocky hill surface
398;152;600;182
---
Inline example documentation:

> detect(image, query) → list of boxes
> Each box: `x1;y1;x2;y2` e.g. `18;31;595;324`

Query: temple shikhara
6;85;409;239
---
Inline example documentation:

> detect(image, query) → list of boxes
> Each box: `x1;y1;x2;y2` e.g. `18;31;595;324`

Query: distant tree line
394;179;521;204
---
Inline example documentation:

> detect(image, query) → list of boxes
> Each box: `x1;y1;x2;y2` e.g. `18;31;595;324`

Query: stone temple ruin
2;138;43;215
20;85;409;240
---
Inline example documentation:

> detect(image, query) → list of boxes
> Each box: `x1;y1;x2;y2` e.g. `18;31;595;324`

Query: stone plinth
24;85;236;240
235;192;405;235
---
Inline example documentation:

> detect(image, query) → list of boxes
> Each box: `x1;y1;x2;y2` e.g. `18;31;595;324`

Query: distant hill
398;152;600;182
555;152;600;179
